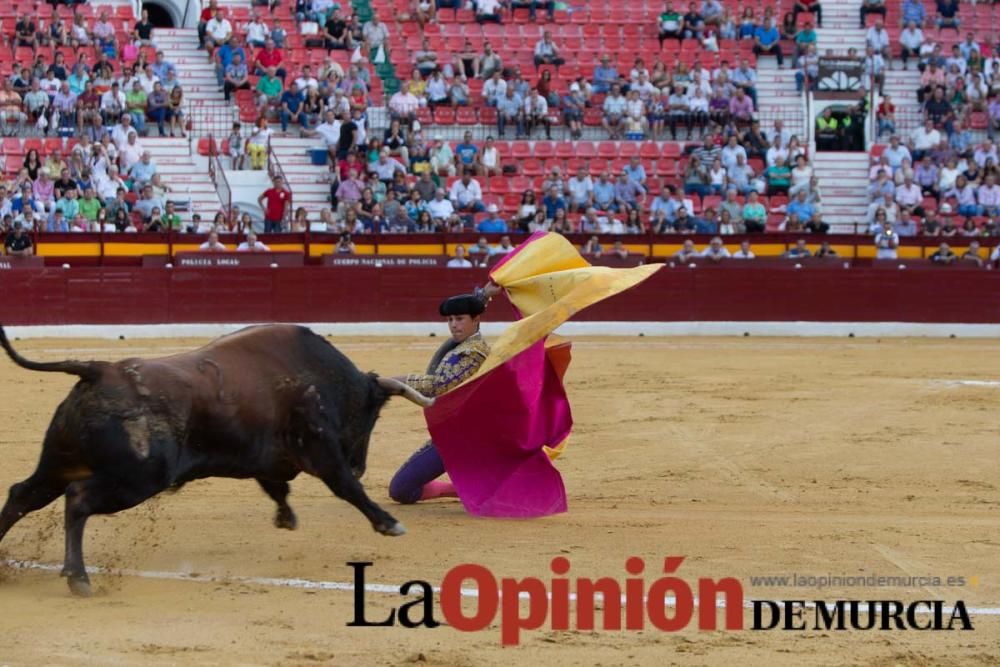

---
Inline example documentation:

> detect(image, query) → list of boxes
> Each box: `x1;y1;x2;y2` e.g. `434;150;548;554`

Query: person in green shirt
793;21;817;65
56;189;80;221
765;157;792;195
256;67;283;115
163;200;183;230
125;81;148;135
658;3;683;44
78;187;103;223
742;190;767;232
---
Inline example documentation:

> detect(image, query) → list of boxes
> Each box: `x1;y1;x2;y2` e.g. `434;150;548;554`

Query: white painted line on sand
4;559;999;615
933;380;1000;388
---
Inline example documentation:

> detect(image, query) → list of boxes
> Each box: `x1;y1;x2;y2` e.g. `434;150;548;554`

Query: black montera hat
439;294;485;317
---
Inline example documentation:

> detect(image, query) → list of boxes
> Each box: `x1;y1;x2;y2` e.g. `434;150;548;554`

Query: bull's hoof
67;576;92;598
376;521;406;537
274;508;298;531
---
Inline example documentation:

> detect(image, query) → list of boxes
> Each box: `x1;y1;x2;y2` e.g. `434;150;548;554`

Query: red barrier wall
2;265;1000;325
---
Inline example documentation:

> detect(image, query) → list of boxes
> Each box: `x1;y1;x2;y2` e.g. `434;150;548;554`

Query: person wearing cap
562;83;586;139
477;203;507;233
387;284;501;505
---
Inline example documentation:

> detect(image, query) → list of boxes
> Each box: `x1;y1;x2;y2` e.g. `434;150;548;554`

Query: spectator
877;94;897;137
477;42;504;80
602;84;627;139
361;13;389;61
859;0;886;28
204;9;233;50
237;231;271;252
496;87;524;139
899;21;924;70
935;0;959;33
446;244;472;268
866;20;891;62
785;239;811;258
728;87;755;123
658;3;684;44
200;230;228;251
743;191;767;232
961;241;983;267
279;81;308;135
673;239;699;262
794;22;819;65
256;67;283;116
524;88;552;139
5;222;33;257
475;0;505;23
0;80;25;136
449;169;484;214
477;204;507;233
730;58;759;107
862;46;886;95
533;31;565;67
133;185;165;223
753;18;784;68
930;241;956;263
732;240;755;259
254;39;287;80
258;174;291;232
128;152;158;192
701;236;730;262
792;0;822;28
427;188;458;228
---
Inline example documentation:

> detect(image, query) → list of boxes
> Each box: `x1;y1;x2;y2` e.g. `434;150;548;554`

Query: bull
0;324;432;596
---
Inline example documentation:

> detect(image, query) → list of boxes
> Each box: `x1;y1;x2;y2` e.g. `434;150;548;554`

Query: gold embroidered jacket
405;333;490;398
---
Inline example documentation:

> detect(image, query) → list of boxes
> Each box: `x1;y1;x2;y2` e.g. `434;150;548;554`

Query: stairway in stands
155;28;235;138
816;0;867;55
807;0;869;233
141;137;224;227
755;60;805;140
812;151;870;233
268;137;332;216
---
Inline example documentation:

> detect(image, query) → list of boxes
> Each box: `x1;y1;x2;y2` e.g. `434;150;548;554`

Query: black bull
0;324;433;596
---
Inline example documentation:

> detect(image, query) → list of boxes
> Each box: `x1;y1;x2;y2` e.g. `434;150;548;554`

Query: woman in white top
785;136;806;164
478;136;500;176
937;158;961;193
517;190;538;227
708;157;727;194
788;154;813;196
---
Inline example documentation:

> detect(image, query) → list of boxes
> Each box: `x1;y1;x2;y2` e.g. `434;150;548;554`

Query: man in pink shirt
728;88;755;122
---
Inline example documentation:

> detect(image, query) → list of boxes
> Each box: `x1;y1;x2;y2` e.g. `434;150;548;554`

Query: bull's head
293;385;372;479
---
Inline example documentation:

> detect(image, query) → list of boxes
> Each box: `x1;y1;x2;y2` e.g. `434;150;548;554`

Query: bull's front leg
319;464;406;536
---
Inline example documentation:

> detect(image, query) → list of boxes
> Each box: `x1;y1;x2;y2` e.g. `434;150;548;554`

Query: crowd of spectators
0;128;191;233
1;8;187;139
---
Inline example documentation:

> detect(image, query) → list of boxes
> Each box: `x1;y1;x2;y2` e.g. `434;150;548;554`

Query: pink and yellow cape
425;232;662;518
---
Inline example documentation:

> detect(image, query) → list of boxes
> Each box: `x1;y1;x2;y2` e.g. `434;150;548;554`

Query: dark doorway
144;3;175;27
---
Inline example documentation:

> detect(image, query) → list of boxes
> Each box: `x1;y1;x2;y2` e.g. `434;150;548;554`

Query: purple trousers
388;441;445;504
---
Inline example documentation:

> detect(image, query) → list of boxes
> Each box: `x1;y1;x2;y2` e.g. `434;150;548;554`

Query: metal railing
207;135;233;229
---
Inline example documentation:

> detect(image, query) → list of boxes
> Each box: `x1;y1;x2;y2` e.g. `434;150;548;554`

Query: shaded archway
144;2;175;27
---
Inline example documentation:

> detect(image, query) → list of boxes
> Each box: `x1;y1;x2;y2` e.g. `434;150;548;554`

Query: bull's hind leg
62;476;165;597
0;474;66;544
256;479;297;530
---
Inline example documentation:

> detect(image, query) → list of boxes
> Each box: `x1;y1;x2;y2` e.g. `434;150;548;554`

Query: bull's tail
0;326;102;382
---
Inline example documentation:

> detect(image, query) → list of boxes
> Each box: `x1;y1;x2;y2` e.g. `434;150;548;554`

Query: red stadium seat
511;142;532;159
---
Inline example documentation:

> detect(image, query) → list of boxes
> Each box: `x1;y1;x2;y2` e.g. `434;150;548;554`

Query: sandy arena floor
0;335;998;666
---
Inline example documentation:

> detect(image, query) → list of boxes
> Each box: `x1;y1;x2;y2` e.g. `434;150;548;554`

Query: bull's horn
377;377;435;408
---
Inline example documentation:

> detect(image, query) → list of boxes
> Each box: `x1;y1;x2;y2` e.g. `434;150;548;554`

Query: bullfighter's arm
404;344;488;398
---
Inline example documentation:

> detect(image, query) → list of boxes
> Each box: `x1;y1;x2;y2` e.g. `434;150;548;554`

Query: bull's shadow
0;324;432;596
